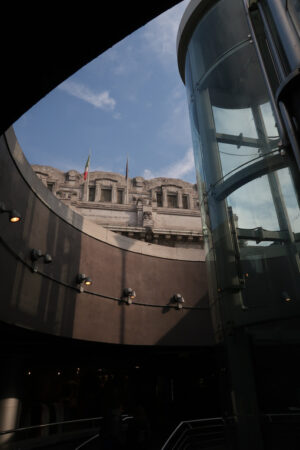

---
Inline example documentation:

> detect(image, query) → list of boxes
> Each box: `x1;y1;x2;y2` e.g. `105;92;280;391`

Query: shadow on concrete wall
1;130;213;346
157;294;214;346
0;133;82;337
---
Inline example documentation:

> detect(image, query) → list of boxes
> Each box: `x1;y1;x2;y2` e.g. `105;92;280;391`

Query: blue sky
13;0;195;183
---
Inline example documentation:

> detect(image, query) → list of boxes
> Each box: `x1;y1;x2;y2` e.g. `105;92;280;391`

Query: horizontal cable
0;236;209;311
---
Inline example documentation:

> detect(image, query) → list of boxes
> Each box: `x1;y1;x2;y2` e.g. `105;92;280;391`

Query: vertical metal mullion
265;0;300;71
257;2;287;81
242;0;287;145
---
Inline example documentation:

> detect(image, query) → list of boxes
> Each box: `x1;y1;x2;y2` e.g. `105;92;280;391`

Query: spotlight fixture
76;273;92;292
122;288;136;305
282;291;292;302
172;293;185;309
0;202;21;223
31;248;52;272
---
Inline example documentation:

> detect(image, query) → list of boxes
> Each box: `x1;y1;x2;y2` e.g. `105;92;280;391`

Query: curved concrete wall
0;128;213;346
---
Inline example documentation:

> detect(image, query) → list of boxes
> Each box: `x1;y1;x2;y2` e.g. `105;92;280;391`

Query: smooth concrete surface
0;129;213;346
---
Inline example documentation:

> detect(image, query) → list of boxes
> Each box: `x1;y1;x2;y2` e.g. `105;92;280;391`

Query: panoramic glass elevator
178;0;300;448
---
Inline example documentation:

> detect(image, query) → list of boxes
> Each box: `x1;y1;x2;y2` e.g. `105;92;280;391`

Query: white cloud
58;80;116;111
160;90;191;146
143;0;189;65
143;147;194;180
143;169;154;179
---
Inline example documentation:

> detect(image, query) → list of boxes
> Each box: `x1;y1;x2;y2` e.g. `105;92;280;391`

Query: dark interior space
0;321;221;447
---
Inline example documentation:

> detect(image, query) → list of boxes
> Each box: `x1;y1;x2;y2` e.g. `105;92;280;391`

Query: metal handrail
265;412;300;422
0;415;103;436
161;417;225;450
74;415;134;450
75;433;100;450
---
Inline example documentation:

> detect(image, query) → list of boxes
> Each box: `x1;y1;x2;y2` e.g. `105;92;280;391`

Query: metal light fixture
0;202;21;223
77;273;92;292
172;293;185;309
122;288;136;305
31;248;52;272
282;291;292;302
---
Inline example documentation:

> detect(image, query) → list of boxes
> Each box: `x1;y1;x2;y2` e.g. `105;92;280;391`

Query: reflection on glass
213;102;280;180
288;0;300;37
188;0;249;82
213;106;257;137
277;168;300;233
227;175;280;231
183;0;300;315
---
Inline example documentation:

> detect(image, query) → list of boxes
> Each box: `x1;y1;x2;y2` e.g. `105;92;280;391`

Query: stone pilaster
112;184;117;203
83;181;88;201
124;180;129;204
162;187;168;208
178;190;183;208
137;200;143;226
95;181;101;202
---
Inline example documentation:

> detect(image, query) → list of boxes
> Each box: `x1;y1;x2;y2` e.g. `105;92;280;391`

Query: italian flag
83;154;90;181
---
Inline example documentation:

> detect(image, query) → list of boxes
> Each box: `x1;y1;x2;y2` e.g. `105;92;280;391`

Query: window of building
156;192;162;207
101;188;112;202
47;182;54;192
182;194;189;209
167;193;178;208
117;189;123;204
89;186;95;202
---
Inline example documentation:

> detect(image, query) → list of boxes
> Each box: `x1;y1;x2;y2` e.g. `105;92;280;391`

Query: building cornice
6;127;204;262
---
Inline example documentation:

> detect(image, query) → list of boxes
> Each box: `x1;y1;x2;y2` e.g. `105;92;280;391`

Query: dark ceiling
0;1;182;135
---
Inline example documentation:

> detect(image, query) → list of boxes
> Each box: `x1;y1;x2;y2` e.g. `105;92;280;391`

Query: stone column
112;184;117;204
162;187;168;208
137;201;143;226
83;181;88;201
0;358;23;446
124;180;129;205
151;189;157;206
178;190;183;208
95;181;101;202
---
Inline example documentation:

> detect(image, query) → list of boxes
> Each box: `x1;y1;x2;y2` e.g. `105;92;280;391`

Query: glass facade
183;0;300;327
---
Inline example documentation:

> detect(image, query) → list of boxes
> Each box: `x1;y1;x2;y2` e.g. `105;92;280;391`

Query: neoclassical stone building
32;165;203;248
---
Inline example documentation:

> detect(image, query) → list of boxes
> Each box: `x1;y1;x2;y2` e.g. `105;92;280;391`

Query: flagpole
83;150;91;201
125;155;129;205
87;150;91;201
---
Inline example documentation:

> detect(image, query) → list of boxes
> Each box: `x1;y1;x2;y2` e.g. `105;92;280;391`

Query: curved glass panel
188;0;249;83
227;175;280;232
287;0;300;37
183;0;300;325
187;40;281;185
277;168;300;234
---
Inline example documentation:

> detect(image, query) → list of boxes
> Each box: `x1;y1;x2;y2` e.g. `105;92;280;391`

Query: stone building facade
32;165;203;248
